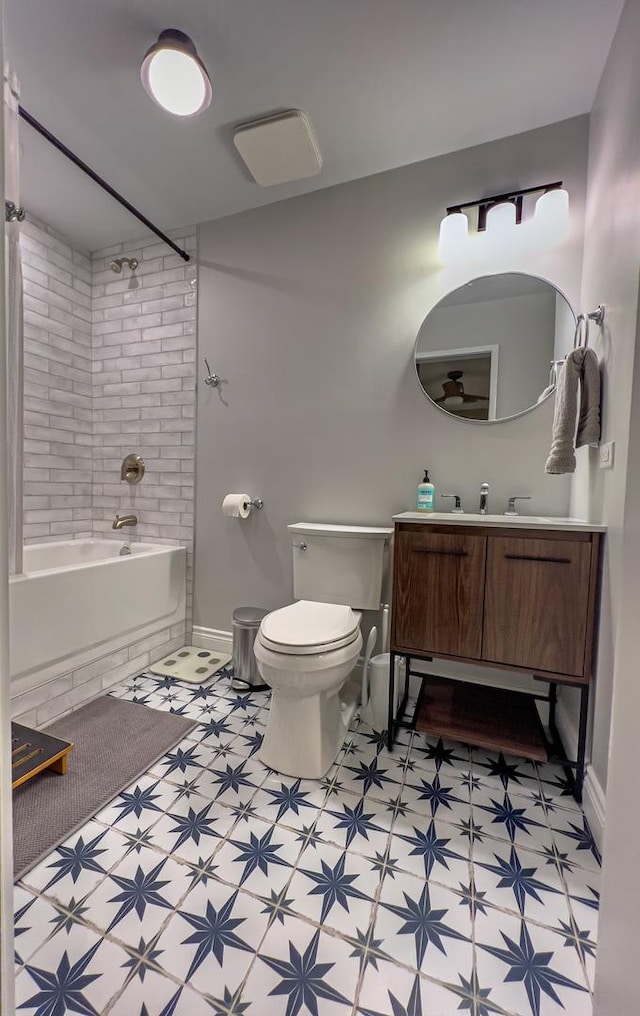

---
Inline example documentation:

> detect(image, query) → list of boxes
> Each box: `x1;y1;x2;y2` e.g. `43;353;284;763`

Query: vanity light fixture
438;181;569;264
141;30;212;117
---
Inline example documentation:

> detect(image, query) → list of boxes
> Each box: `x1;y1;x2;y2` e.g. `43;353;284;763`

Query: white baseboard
192;626;233;654
583;765;606;854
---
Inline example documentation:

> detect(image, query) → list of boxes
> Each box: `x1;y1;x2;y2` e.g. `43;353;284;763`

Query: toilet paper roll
222;493;251;519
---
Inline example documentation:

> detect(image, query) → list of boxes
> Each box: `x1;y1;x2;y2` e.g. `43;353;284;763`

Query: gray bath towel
545;347;601;474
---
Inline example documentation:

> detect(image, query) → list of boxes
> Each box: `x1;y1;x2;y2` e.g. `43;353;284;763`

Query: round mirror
414;273;575;423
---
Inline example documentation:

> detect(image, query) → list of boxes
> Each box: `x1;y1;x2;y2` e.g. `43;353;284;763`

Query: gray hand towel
545;347;601;475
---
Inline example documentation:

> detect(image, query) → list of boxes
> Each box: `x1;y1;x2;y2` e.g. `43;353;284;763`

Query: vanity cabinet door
483;536;592;677
393;530;486;658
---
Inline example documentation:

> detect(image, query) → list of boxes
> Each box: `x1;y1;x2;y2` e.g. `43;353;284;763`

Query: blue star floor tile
358;960;463;1015
373;868;474;983
146;791;238;865
193;752;268;808
550;817;602;872
388;811;472;890
153;879;269;997
78;845;193;948
471;787;556;854
472;838;574;928
212;815;303;898
409;734;471;778
250;773;329;830
14;673;600;1015
400;769;472;822
20;819;127;907
14;919;132;1016
474;908;592;1015
13;888;72;968
94;775;181;834
286;839;380;937
240;920;359;1013
314;789;395;859
108;968;219;1015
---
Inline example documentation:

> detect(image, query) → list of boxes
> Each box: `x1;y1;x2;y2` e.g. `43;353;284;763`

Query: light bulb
533;188;570;245
141;30;212;117
437;212;469;264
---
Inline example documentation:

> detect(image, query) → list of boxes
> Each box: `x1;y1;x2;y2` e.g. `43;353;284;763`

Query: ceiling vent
233;109;322;187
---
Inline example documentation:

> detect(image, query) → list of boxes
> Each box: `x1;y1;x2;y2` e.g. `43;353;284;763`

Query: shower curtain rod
18;106;191;262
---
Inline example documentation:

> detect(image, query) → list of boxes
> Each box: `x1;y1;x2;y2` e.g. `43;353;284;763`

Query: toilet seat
258;600;361;656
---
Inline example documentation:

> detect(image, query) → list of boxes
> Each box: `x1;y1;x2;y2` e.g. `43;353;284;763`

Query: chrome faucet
478;482;490;515
112;513;137;530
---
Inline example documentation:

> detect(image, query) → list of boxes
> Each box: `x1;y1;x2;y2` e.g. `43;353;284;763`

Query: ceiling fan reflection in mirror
435;370;490;408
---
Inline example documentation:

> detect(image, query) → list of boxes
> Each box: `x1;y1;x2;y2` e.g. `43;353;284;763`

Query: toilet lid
259;600;360;654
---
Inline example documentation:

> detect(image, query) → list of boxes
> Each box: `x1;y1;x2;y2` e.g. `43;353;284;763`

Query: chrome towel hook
202;358;221;388
5;200;25;222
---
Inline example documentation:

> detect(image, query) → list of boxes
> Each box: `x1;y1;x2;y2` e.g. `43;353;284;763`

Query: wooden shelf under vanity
415;674;548;762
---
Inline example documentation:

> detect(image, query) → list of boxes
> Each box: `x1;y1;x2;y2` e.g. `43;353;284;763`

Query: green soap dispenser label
417;489;434;509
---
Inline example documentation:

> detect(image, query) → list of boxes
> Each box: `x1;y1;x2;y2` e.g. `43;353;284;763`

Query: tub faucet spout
112;514;137;530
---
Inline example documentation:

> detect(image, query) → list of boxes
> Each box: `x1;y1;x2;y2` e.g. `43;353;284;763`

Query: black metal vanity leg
548;683;558;743
574;683;590;804
387;651;396;751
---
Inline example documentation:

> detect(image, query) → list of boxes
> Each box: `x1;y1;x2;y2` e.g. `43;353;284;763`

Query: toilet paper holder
245;497;264;512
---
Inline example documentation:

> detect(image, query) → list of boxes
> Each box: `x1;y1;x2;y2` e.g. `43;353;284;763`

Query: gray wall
195;116;589;633
572;1;640;1010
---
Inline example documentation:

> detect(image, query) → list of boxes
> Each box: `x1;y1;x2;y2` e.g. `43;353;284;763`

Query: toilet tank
288;523;393;610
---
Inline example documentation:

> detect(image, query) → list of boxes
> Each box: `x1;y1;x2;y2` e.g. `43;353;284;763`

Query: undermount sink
392;511;606;532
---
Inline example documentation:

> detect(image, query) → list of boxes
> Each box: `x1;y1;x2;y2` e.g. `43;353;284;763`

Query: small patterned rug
12;695;195;880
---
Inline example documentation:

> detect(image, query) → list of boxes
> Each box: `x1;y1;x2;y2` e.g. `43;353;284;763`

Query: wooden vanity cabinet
390;521;602;793
483;535;595;678
391;523;601;684
392;529;486;659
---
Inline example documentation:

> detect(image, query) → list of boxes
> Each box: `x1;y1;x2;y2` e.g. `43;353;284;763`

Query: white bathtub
10;539;186;682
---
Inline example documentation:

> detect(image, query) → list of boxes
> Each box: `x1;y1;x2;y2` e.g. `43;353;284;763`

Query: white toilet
254;522;393;779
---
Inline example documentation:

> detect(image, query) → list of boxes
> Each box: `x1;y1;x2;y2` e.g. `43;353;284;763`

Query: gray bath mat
12;695;196;881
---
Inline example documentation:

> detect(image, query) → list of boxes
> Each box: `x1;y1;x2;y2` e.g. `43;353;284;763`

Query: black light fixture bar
19;105;191;262
446;180;563;232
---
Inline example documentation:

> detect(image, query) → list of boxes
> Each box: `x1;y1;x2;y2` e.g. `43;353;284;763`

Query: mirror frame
413;271;575;425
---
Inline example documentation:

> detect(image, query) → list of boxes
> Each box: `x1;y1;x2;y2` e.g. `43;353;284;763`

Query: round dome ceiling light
141;29;212;117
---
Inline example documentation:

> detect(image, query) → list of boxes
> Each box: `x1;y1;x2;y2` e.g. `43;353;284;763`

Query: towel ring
573;305;605;350
574;315;589;350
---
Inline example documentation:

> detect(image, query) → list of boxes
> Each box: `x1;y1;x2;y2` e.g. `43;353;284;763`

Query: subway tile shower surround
13;217;197;725
14;671;600;1015
91;230;197;630
21;215;93;543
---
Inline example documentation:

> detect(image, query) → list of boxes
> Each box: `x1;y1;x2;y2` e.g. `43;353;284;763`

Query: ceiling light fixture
437;182;569;264
141;29;212;117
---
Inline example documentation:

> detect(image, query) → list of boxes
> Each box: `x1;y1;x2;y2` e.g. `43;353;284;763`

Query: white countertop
393;511;606;533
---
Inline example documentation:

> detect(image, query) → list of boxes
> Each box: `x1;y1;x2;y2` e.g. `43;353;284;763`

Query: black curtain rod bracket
19;105;190;262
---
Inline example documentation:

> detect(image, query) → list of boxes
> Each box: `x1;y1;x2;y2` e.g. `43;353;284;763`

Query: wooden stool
11;723;74;790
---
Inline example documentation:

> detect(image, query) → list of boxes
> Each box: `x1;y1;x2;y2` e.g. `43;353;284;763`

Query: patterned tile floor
13;669;600;1015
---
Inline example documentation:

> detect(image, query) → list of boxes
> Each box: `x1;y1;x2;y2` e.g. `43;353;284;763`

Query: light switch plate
599;441;615;469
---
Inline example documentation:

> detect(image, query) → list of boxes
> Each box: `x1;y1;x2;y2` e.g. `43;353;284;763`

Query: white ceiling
7;0;624;253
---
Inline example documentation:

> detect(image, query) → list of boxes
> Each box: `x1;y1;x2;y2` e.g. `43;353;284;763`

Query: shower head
109;257;139;273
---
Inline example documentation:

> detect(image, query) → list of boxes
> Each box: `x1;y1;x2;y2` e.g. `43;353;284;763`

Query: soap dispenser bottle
416;470;435;512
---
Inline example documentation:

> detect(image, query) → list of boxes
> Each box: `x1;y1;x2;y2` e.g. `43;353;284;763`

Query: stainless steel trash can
232;607;270;689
